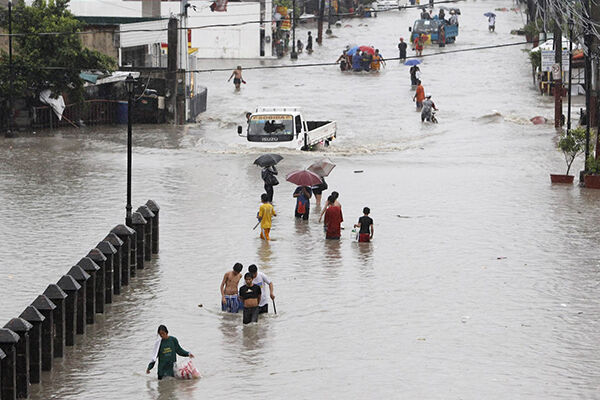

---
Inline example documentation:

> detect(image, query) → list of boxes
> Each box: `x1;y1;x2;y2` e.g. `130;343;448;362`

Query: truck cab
410;18;458;44
237;107;336;150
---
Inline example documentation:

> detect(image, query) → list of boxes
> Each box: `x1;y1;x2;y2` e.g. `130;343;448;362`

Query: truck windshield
414;20;439;34
249;115;294;137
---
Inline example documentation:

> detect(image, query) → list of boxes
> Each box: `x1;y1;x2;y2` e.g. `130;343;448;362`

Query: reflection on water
256;240;274;267
354;241;375;267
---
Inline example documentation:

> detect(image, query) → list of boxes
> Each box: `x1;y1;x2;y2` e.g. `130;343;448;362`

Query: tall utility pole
591;0;600;160
583;0;592;174
6;0;13;138
326;0;332;35
291;0;297;59
167;17;179;124
553;17;563;128
317;0;325;44
567;17;574;132
179;0;189;123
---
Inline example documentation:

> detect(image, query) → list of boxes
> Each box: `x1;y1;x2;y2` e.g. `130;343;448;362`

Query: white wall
120;19;169;48
70;0;142;17
162;1;270;59
70;0;272;59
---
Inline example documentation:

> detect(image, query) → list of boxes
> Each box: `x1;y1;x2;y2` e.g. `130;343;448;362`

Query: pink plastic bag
175;360;201;379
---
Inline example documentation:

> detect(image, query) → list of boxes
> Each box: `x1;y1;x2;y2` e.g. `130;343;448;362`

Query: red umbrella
286;169;322;187
358;46;375;55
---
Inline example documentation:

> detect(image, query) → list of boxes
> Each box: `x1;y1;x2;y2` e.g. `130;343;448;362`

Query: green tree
0;0;116;101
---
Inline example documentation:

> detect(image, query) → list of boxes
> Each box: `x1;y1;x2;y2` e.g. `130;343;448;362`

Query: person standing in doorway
354;207;374;242
249;264;274;314
257;193;276;241
239;273;261;324
398;38;407;62
293;185;312;220
146;325;194;379
261;165;278;202
220;262;243;313
306;31;313;53
227;66;246;90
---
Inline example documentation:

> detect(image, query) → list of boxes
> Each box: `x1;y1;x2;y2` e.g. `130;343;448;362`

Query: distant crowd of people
335;47;385;72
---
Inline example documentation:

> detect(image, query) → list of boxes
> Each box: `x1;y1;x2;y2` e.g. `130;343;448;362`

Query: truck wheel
325;139;330;147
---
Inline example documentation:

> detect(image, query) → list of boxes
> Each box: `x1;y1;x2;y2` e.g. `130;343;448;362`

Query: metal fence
32;100;120;130
188;87;207;122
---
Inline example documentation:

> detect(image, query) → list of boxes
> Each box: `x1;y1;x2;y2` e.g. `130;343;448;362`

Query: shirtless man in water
220;263;243;313
227;66;246;90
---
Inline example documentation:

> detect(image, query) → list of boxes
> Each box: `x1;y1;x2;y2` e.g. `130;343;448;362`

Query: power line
0;39;534;73
189;40;533;73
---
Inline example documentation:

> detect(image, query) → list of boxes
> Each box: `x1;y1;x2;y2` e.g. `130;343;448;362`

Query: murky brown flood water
1;1;600;398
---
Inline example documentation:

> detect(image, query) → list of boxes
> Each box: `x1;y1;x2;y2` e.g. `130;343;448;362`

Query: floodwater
1;0;600;398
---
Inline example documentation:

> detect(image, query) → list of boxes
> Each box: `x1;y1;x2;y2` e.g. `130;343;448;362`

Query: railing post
131;212;147;269
30;296;55;371
96;241;116;304
76;258;99;324
42;285;67;359
103;233;123;293
67;266;90;335
110;225;136;284
56;275;81;347
146;200;160;254
136;205;154;261
3;319;32;399
18;306;44;384
86;249;107;314
0;329;19;400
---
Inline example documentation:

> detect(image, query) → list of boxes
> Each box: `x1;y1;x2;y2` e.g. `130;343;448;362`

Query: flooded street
2;0;600;398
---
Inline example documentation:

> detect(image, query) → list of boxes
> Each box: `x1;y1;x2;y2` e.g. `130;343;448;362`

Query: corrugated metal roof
77;16;166;26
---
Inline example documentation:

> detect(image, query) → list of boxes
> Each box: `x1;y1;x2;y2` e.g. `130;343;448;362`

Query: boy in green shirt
146;325;194;379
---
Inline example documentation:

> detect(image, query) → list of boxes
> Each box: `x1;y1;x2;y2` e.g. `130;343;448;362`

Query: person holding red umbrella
293;186;312;220
287;169;321;220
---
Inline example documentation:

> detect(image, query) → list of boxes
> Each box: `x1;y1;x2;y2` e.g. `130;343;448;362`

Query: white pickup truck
237;107;337;151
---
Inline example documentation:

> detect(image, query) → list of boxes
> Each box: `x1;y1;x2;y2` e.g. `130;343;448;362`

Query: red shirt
324;206;343;238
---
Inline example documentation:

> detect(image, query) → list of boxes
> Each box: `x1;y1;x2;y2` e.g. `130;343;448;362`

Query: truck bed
307;121;331;131
304;120;336;149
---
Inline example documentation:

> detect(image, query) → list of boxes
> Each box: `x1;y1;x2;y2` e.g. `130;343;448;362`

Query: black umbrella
254;154;283;167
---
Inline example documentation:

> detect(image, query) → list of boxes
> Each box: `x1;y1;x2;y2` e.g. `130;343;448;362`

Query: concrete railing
0;200;160;399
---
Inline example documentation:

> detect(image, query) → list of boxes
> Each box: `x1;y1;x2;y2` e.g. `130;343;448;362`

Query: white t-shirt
252;272;272;307
489;16;495;26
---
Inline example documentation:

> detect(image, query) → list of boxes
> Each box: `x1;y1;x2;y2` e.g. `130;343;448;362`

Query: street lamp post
125;74;135;227
6;0;13;138
326;0;332;35
291;0;298;60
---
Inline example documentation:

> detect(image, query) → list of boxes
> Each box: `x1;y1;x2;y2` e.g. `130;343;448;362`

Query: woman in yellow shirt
258;193;276;240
